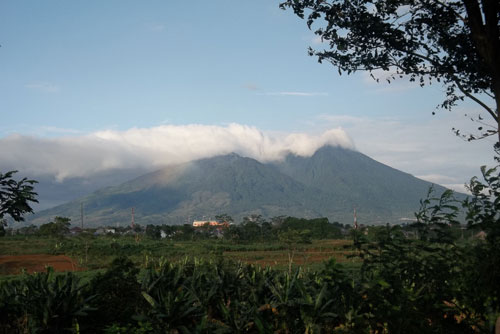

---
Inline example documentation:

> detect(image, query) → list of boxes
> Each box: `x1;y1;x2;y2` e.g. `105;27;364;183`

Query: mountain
274;146;450;223
29;146;453;226
30;167;150;211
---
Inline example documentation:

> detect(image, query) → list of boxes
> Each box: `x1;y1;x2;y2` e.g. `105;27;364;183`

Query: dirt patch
225;248;357;267
0;254;82;275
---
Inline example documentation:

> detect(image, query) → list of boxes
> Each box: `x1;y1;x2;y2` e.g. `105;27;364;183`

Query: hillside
274;146;449;223
30;146;453;226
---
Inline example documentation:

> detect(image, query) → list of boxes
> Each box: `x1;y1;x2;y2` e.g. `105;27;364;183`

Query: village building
192;221;229;228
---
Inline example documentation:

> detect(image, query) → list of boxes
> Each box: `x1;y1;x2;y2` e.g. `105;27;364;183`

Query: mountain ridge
29;145;453;226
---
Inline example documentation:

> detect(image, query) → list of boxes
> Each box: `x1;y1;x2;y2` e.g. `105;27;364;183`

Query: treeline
1;225;498;333
1;165;499;333
145;216;348;243
8;216;349;243
10;214;470;246
1;165;499;332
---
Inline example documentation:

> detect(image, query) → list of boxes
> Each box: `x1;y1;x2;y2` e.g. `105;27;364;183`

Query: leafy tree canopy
39;216;71;236
280;0;500;142
215;213;234;223
0;170;38;222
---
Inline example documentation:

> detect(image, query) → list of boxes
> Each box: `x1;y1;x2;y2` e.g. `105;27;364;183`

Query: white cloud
316;110;497;192
0;124;353;181
25;82;60;93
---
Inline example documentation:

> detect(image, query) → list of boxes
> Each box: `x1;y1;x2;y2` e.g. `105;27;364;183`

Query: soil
0;254;81;275
224;248;356;267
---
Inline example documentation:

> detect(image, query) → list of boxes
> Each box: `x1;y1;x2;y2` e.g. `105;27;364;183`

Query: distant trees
215;213;233;224
139;216;346;243
145;224;162;239
280;217;343;239
39;216;71;237
17;224;39;236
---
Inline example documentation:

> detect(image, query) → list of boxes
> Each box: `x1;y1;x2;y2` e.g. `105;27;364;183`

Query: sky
0;0;497;196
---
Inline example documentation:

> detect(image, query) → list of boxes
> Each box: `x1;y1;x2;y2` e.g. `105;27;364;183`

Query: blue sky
0;1;496;193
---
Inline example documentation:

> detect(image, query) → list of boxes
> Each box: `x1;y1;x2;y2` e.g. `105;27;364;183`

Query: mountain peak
31;147;448;226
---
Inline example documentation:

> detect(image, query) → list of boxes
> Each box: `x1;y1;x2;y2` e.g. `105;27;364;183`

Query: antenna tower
353;208;358;230
131;207;135;228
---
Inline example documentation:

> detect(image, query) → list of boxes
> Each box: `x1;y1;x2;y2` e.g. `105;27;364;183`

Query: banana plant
140;259;204;333
0;267;94;333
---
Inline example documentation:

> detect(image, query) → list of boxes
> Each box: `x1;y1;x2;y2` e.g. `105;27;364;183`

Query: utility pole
353;208;358;230
131;207;139;243
80;203;84;229
131;207;135;229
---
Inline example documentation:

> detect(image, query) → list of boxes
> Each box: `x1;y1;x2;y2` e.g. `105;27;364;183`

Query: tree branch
406;51;497;119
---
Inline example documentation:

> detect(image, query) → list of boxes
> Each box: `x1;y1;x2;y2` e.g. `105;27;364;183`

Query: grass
0;235;359;277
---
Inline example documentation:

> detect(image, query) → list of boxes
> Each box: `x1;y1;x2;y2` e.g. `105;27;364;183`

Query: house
192;220;229;238
69;227;83;235
94;228;116;236
192;221;229;228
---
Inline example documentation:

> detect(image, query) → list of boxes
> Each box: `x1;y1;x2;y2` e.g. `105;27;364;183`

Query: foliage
279;229;312;245
2;165;500;332
0;268;94;333
413;188;461;243
137;215;345;244
0;219;6;237
465;165;500;241
38;216;71;237
281;216;343;239
87;256;145;332
215;213;234;223
0;250;490;333
462;164;500;316
280;0;500;141
358;232;477;333
0;170;38;222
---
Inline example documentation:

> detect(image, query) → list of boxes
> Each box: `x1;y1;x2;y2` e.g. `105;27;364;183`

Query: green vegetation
31;146;452;227
280;0;500;142
38;216;71;237
0;222;353;272
0;170;38;237
1;162;499;332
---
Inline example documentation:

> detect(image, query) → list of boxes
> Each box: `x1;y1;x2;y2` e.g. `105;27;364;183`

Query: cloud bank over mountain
0;124;353;181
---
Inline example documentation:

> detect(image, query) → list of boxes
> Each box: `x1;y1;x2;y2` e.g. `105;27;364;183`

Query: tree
462;164;500;320
0;219;6;237
215;213;233;224
0;170;38;222
280;0;500;142
39;216;71;237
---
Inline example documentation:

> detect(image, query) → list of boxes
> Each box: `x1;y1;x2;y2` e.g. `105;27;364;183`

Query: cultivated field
0;254;81;275
0;235;358;279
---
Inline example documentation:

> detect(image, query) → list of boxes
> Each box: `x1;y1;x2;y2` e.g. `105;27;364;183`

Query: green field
0;235;359;276
1;226;499;333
